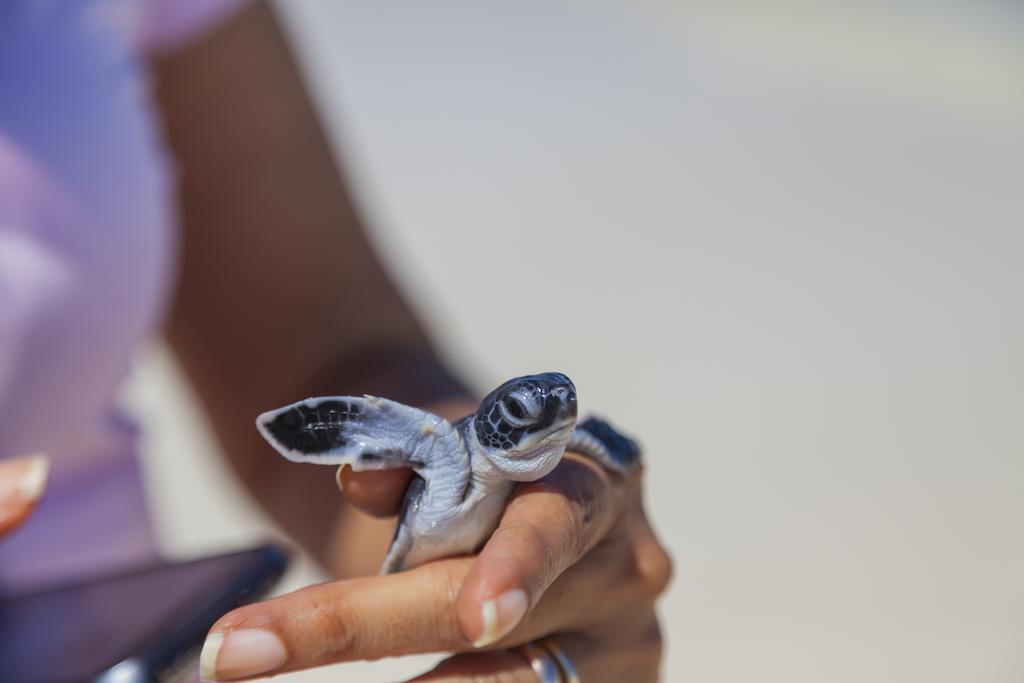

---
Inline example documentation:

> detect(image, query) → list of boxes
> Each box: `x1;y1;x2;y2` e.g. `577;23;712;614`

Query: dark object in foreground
0;544;288;683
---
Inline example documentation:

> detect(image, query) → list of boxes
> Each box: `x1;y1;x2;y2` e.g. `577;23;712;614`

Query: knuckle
434;562;470;642
308;589;358;659
531;472;611;547
495;518;577;594
438;560;465;604
440;561;471;614
563;459;614;515
500;520;556;570
632;537;674;598
545;494;590;560
313;602;358;659
539;458;612;516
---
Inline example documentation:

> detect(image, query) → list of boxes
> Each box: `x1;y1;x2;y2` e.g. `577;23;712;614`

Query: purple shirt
0;0;243;591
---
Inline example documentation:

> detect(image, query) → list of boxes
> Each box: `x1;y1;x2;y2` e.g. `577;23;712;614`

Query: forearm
154;1;473;567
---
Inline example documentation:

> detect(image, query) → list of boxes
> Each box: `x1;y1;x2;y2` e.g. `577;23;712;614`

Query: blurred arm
152;1;471;570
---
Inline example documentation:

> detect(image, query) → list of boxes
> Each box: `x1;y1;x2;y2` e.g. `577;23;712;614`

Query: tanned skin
155;2;469;573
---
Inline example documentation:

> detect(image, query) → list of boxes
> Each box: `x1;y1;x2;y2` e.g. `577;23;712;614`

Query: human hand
0;454;49;538
200;453;672;682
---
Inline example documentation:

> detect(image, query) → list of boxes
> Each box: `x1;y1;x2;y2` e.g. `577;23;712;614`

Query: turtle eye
499;393;536;427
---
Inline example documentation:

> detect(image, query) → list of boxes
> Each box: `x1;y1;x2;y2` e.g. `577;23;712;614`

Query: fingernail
199;629;287;681
18;456;49;501
336;465;349;492
473;588;529;648
0;454;49;505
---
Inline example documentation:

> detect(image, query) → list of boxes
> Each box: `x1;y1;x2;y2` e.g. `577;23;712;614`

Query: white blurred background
124;2;1024;681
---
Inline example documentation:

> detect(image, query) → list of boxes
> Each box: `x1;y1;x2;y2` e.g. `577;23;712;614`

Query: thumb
337;465;414;517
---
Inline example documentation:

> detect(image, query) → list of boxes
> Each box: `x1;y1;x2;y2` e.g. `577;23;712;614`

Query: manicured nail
17;455;49;501
199;629;287;681
0;454;49;505
473;588;529;648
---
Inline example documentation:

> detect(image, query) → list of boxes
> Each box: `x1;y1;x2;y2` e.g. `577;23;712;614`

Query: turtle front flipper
256;395;464;476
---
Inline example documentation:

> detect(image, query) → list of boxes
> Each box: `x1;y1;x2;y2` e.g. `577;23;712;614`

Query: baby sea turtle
257;372;640;574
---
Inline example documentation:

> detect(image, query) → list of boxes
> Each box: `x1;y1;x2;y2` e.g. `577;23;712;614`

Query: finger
408;622;662;683
0;454;49;537
406;650;536;683
456;452;629;647
200;548;628;682
336;464;412;517
200;556;475;681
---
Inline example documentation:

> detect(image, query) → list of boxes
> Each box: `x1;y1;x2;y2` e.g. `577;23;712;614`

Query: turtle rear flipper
379;475;426;574
566;416;642;476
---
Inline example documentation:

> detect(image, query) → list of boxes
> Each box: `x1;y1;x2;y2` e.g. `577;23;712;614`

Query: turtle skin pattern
262;399;361;454
475;401;526;450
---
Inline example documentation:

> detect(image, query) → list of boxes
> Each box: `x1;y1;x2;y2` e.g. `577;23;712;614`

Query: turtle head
473;372;578;481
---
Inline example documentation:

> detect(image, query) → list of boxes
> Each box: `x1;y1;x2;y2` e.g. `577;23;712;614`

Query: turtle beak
552;384;578;421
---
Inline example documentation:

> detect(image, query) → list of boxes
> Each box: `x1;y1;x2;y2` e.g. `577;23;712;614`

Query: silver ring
518;641;563;683
541;637;581;683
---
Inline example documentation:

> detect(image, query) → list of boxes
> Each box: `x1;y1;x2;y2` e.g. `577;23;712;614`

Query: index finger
200;557;474;681
454;452;629;648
